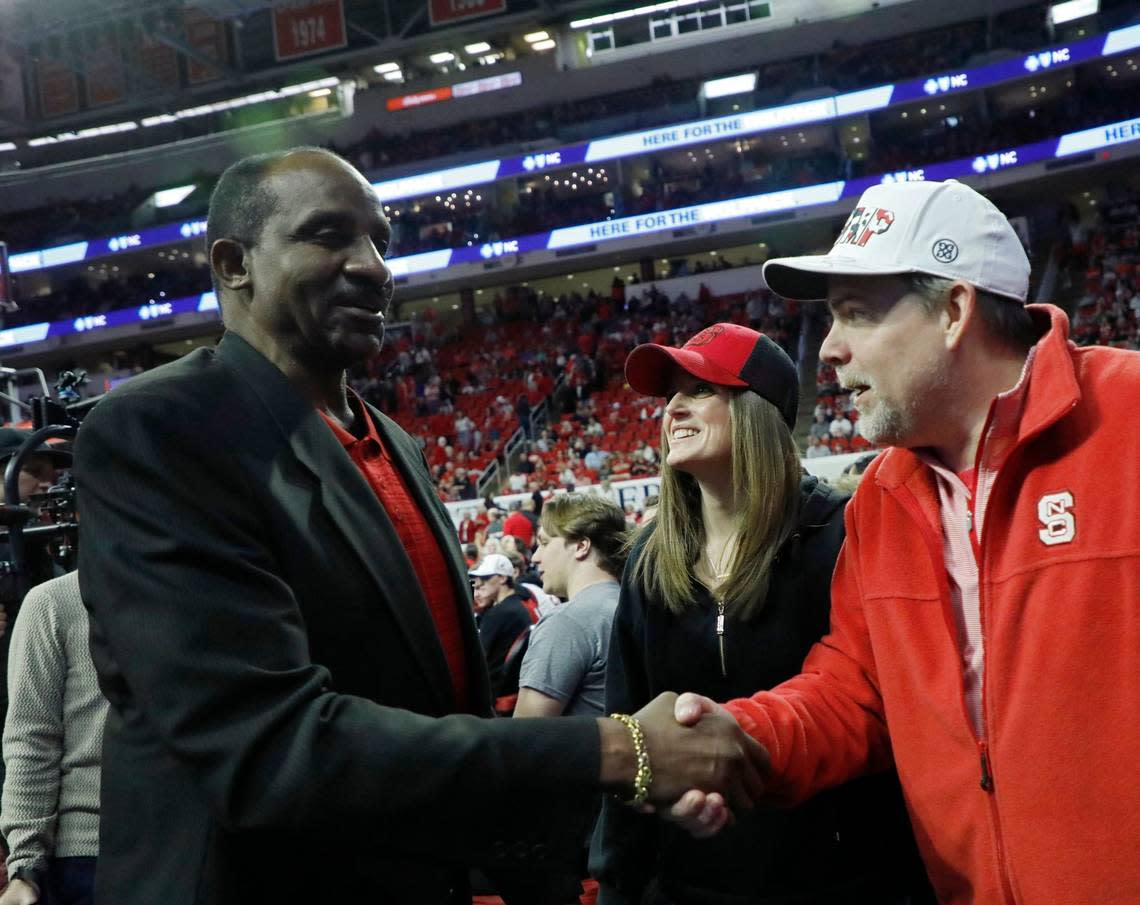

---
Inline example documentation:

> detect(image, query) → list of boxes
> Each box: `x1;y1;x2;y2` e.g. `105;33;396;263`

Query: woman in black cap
590;323;931;905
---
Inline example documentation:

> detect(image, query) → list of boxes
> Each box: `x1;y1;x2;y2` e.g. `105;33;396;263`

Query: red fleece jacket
726;306;1140;905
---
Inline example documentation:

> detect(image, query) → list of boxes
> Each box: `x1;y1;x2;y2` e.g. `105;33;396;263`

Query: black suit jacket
75;333;600;905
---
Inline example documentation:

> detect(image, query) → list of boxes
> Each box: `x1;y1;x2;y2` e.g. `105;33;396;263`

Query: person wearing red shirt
501;503;535;548
457;508;479;545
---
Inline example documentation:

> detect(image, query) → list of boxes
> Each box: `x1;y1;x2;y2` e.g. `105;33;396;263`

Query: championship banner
428;0;506;27
272;0;347;62
0;49;26;124
136;31;180;92
84;34;126;108
182;7;229;84
36;58;80;119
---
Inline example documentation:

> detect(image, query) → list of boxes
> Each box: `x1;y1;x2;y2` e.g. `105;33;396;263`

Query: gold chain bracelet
610;712;652;806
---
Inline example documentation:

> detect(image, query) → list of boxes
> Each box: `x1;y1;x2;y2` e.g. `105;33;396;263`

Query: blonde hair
631;390;801;619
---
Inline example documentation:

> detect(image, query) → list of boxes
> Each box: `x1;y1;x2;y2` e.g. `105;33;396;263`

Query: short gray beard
856;397;913;446
849;363;951;448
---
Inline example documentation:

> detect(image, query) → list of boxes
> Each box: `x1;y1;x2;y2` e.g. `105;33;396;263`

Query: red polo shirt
320;397;470;714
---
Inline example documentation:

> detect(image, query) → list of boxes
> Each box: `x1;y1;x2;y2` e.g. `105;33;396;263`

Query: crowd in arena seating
1058;193;1140;350
5;262;203;328
0;1;1090;257
14;232;1140;509
348;274;812;500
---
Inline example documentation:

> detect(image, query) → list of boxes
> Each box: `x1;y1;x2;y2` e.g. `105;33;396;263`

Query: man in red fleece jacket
668;179;1140;905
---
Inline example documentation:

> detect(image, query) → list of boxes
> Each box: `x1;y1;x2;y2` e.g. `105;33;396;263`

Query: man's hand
659;692;737;836
0;879;40;905
599;691;768;819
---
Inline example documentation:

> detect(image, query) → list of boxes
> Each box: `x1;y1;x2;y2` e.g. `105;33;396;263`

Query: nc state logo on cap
835;205;895;249
684;324;726;348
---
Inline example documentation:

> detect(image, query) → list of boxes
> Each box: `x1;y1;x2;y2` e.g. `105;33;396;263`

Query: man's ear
943;280;977;352
210;238;251;292
574;537;592;562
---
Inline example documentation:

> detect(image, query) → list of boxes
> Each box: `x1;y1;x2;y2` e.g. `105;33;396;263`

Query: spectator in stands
594;322;929;904
450;413;471;451
515;494;629;718
501;501;535;548
828;410;853;439
72;147;769;905
1;572;106;905
670;179;1140;904
583;444;610;474
450;467;478;500
515;493;631;905
501;549;560;621
808;411;831;442
805;434;831;458
469;553;535;703
457;509;480;546
484;506;505;536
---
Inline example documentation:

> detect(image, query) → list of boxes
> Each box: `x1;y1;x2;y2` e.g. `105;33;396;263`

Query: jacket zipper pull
978;741;994;792
716;600;727;677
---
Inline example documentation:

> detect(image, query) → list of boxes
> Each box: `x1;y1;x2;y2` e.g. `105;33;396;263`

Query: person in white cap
667;179;1140;905
469;553;535;706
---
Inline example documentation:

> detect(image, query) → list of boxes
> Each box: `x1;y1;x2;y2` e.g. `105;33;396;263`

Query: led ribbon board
6;111;1140;350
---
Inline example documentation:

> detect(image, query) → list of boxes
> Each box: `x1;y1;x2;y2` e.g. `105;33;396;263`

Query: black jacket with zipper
590;475;933;905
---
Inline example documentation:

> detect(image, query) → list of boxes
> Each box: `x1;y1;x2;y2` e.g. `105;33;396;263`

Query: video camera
0;368;96;612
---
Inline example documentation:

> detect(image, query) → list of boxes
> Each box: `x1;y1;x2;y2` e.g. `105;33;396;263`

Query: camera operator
0;428;73;734
0;430;69;518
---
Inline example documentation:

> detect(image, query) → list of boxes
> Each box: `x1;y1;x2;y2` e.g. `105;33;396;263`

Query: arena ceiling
0;0;592;47
0;0;604;129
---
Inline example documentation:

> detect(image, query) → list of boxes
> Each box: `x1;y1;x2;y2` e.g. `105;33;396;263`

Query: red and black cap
624;323;798;428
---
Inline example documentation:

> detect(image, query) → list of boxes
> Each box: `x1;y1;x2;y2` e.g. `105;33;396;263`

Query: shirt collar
318;389;385;453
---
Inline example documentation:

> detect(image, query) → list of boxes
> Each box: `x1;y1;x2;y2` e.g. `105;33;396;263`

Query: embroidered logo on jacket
1037;491;1075;545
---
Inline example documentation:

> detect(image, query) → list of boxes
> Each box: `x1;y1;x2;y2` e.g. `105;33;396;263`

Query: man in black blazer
73;147;768;905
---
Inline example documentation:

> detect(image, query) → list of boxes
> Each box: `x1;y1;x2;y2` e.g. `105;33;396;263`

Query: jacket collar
872;303;1079;492
214;332;461;714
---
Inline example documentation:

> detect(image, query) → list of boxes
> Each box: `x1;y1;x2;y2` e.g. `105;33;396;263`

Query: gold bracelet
610;712;652;806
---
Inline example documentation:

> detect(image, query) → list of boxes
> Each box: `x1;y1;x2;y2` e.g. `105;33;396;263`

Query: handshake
597;692;770;837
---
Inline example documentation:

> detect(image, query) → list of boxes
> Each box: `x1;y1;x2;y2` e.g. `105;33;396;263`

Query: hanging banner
182;7;229;84
136;30;180;92
36;57;80;119
272;0;348;61
0;48;26;124
84;34;126;108
428;0;506;27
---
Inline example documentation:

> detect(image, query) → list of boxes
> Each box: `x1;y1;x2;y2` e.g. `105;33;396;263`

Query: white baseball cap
763;179;1029;303
469;553;515;578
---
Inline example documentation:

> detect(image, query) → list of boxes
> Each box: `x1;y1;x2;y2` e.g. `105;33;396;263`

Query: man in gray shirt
514;494;630;718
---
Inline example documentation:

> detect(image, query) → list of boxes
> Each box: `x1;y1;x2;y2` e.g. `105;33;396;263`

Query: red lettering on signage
428;0;507;27
272;0;348;62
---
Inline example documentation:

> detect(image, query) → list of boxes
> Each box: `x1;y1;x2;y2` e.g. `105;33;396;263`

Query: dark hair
205;146;344;295
907;274;1039;353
